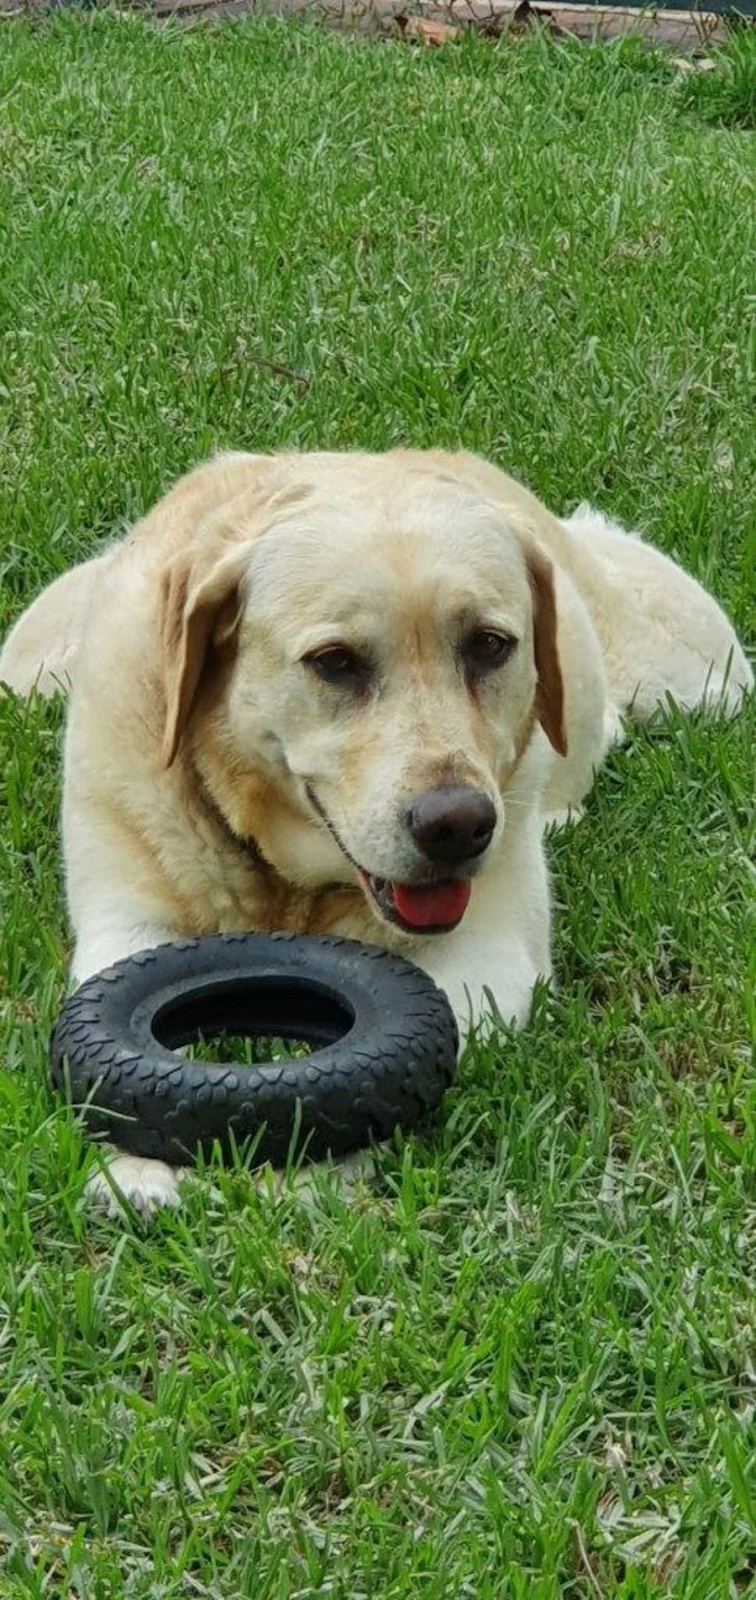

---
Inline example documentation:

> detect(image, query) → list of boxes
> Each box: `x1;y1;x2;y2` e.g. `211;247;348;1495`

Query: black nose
407;784;496;865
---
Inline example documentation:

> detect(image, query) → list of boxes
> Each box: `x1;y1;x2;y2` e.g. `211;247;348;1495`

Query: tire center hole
149;976;355;1068
180;1035;313;1066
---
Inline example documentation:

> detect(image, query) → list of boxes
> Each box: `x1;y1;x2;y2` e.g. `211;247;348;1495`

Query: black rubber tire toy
50;932;459;1168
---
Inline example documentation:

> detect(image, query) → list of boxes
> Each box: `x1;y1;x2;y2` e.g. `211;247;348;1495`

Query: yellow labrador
2;449;751;1212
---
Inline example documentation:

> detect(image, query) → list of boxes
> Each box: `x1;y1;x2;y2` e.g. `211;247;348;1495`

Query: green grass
1;15;755;1596
677;30;756;130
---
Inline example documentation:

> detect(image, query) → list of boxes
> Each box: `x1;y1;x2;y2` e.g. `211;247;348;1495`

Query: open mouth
305;784;472;936
361;874;472;936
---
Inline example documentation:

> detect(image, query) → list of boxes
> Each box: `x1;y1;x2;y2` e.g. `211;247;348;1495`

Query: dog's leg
420;936;542;1037
0;553;112;697
413;818;552;1035
71;912;182;988
72;912;189;1219
562;506;754;717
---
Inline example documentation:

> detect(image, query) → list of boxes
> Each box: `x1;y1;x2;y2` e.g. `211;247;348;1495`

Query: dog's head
159;452;566;936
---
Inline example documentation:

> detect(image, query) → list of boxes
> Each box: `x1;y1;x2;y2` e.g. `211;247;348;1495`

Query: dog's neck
182;746;380;945
190;756;267;871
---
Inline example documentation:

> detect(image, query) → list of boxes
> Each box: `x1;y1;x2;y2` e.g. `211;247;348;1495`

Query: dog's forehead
245;475;531;616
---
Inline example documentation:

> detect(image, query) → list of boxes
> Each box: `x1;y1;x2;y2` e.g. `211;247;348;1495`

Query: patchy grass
677;29;756;130
0;16;754;1597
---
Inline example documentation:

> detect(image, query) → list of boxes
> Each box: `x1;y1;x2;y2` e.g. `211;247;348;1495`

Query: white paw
86;1153;186;1218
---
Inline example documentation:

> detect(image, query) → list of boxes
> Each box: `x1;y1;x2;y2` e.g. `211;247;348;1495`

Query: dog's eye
463;630;517;674
306;646;370;687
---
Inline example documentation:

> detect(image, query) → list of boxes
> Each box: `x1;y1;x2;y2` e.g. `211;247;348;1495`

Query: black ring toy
50;933;459;1167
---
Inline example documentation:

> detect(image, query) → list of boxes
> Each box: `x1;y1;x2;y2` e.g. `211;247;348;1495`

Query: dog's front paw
86;1153;185;1218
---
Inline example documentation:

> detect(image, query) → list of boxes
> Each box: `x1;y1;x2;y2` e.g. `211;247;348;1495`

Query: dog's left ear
160;543;249;768
526;544;568;758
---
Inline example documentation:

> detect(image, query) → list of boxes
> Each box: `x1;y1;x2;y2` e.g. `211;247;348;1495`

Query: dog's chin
358;871;472;937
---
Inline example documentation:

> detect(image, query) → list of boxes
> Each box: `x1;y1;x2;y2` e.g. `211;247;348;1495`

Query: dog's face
161;457;565;936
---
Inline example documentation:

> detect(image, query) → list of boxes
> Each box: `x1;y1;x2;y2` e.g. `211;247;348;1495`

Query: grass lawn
1;15;755;1596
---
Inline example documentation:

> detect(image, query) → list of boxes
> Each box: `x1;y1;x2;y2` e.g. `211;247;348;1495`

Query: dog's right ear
160;542;251;769
160;476;316;767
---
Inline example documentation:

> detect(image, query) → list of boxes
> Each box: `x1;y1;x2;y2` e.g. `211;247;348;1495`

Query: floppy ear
160;543;249;768
159;477;315;768
526;544;568;758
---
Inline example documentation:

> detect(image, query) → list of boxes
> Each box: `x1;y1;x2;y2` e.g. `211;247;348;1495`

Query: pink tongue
392;879;471;929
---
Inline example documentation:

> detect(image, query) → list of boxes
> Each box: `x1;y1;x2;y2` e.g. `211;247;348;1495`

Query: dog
2;449;751;1213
